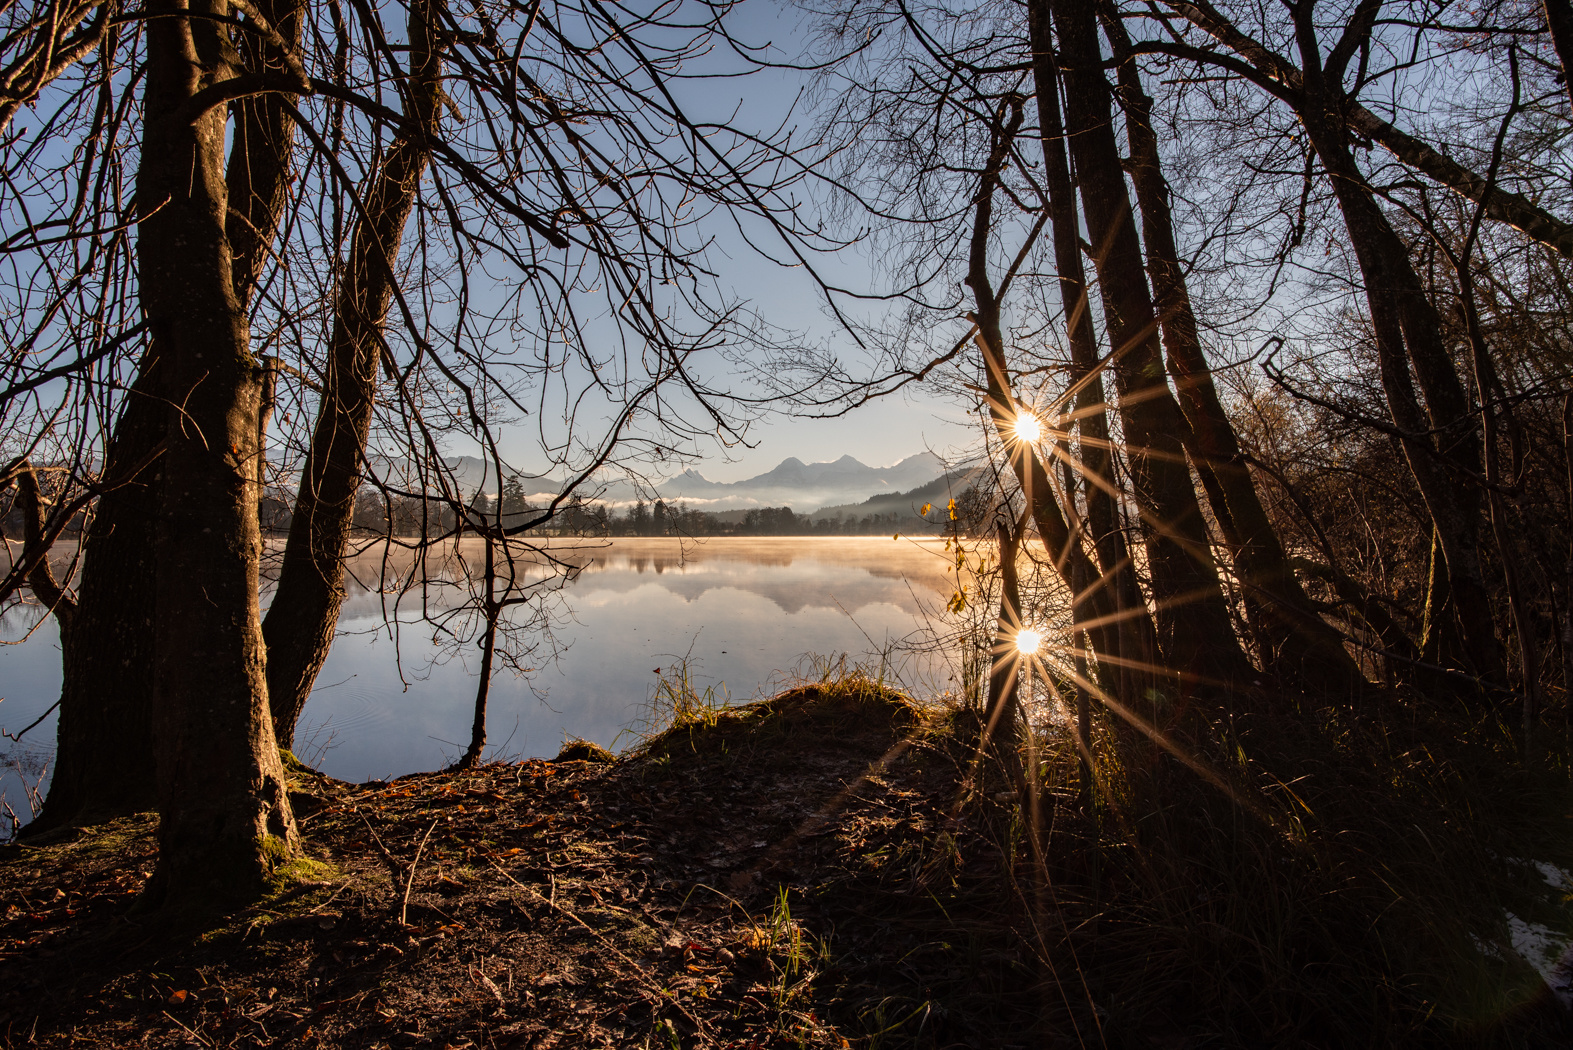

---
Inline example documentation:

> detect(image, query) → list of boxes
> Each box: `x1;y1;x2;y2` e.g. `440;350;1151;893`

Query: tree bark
25;371;163;836
136;0;296;909
1286;12;1502;681
262;0;444;749
1103;12;1366;694
1546;0;1573;114
1025;0;1159;699
1047;0;1249;687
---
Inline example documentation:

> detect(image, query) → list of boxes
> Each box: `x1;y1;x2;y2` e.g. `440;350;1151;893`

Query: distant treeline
601;502;922;537
251;478;991;538
8;474;989;542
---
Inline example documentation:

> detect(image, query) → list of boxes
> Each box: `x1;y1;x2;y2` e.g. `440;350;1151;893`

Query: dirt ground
0;685;1053;1049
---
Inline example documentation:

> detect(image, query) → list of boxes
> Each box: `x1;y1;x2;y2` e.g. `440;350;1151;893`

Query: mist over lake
0;537;961;816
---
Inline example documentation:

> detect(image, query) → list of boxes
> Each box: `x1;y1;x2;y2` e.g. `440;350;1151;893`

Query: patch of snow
1505;911;1573;1011
1534;861;1572;893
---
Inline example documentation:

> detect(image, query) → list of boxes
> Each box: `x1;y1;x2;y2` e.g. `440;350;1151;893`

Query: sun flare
1012;411;1042;443
1015;627;1044;655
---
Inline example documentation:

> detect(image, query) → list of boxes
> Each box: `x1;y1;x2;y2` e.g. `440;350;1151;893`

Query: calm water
0;537;962;824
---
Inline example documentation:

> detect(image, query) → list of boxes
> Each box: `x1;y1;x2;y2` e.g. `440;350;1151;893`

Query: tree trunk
962;96;1122;676
1292;53;1502;681
1047;0;1249;687
1103;15;1365;695
1564;395;1573;751
136;0;296;909
28;0;305;838
455;534;498;771
226;0;305;308
1547;0;1573;114
1460;259;1541;754
1418;527;1459;665
263;0;444;749
15;467;76;626
1025;0;1159;700
25;370;162;836
1289;557;1420;667
1541;0;1573;114
983;520;1025;788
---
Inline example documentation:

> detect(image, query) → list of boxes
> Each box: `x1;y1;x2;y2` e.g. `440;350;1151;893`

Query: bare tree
0;0;826;907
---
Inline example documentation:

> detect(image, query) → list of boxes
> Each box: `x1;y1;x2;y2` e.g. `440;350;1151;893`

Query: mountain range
649;452;946;512
422;451;950;514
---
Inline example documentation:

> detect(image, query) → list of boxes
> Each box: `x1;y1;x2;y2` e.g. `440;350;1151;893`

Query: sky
635;0;975;483
316;0;985;488
256;0;979;488
691;392;974;483
486;0;977;486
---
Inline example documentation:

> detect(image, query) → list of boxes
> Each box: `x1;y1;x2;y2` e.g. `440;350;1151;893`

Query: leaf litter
0;684;1051;1048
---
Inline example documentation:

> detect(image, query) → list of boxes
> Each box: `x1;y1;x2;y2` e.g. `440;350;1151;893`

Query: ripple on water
297;686;395;741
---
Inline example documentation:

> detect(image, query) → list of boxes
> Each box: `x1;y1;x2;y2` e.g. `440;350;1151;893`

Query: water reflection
1;537;960;819
0;605;60;830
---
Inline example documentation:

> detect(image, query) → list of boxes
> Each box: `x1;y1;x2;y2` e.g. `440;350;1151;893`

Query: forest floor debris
0;684;1049;1048
5;679;1573;1048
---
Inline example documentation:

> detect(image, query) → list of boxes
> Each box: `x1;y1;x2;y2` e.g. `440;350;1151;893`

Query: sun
1012;411;1042;443
1015;627;1044;655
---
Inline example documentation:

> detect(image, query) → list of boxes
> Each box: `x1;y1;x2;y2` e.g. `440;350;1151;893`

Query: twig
354;809;407;886
0;699;59;742
488;859;708;1037
307;882;352;915
161;1010;214;1047
400;819;439;927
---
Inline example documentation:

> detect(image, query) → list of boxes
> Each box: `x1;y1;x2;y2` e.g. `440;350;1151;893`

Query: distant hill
649;452;947;512
358;451;957;516
359;454;512;496
807;467;985;524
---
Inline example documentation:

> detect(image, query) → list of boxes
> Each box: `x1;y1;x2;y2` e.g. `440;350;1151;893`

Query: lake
0;536;967;826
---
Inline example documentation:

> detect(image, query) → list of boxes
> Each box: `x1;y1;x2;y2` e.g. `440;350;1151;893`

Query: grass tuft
555;737;616;763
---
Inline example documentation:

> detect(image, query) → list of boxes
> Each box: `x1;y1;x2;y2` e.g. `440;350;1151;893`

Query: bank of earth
1;684;1056;1048
4;680;1572;1049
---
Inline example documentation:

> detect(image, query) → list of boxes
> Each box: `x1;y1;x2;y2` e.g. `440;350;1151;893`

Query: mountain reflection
328;537;957;618
295;537;963;778
573;538;954;616
4;538;963;795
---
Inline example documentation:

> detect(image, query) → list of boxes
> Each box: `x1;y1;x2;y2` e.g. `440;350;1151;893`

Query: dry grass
997;686;1573;1047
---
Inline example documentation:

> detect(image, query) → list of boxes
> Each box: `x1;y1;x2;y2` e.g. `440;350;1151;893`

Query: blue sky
561;0;974;484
